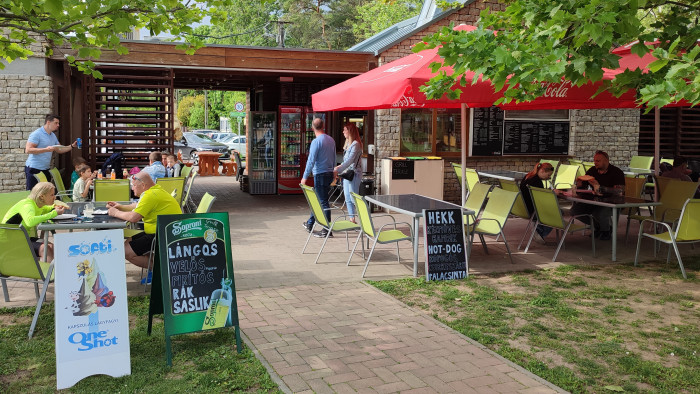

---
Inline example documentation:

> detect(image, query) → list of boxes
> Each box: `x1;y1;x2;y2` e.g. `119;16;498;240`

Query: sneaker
140;271;153;285
302;221;313;233
313;230;333;238
599;231;611;241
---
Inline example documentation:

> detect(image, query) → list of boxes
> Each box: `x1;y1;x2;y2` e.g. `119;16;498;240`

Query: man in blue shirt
301;118;336;238
25;114;77;190
143;151;167;181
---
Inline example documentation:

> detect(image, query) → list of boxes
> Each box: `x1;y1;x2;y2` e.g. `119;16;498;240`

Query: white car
220;135;247;158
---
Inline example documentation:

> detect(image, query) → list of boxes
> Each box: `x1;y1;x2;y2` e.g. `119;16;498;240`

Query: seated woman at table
520;162;561;240
72;164;96;202
1;182;66;262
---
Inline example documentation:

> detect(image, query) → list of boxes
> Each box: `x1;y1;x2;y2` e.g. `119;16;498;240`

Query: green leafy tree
353;0;422;41
418;0;700;108
0;0;236;77
191;0;279;46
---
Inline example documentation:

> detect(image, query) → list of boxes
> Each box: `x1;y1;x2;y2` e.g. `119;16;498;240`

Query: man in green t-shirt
108;171;181;269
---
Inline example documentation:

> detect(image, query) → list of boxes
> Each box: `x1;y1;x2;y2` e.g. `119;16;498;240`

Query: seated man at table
107;171;181;276
571;150;625;240
143;151;167;181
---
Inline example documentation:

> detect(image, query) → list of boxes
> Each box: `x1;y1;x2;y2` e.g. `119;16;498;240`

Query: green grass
0;296;280;393
370;257;700;393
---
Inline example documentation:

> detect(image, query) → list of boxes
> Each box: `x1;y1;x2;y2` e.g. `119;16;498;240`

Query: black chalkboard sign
471;107;504;156
149;212;241;365
503;120;569;155
422;208;468;281
392;160;414;180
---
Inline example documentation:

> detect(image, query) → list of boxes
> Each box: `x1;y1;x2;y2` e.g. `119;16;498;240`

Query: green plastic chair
467;187;519;264
582;161;594;172
539;159;559;188
181;170;199;213
499;179;536;249
0;224;54;338
94;179;130;202
463;182;492;223
629;155;653;170
347;192;413;278
552;164;578;190
196;192;217;213
568;159;586;177
452;163;480;195
49;167;72;202
634;198;700;279
660;158;674;166
180;165;193;179
300;184;360;264
524;186;596;262
626;178;700;241
33;172;49;184
1;190;30;220
156;177;186;206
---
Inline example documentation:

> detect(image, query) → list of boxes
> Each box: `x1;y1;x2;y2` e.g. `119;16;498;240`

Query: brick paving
9;173;677;393
239;282;563;393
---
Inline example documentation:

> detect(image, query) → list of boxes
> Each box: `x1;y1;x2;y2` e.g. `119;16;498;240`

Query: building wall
0;74;54;192
373;2;641;204
379;1;506;65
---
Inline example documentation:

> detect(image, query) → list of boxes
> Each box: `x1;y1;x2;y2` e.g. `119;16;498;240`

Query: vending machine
277;106;304;194
249;111;277;195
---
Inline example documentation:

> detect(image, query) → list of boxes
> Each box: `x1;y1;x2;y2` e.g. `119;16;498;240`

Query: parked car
220;134;247;158
174;132;230;165
193;130;232;142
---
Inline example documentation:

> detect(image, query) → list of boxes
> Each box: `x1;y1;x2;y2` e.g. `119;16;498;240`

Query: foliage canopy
0;0;233;77
419;0;700;108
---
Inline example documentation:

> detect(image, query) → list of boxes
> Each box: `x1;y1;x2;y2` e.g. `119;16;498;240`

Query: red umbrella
312;25;641;112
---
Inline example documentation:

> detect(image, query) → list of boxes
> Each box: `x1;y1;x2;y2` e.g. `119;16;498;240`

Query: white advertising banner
54;229;131;390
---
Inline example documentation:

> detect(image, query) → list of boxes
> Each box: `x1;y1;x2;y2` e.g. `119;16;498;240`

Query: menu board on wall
503;121;569;155
471;107;504;156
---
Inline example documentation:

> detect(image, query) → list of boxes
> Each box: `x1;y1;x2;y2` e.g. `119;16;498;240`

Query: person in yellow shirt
107;171;181;272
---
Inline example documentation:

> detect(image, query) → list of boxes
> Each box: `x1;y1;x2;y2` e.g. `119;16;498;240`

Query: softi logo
68;239;112;256
172;220;203;235
68;330;119;351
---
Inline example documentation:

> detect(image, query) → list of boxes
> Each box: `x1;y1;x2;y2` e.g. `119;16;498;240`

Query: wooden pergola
49;41;376;170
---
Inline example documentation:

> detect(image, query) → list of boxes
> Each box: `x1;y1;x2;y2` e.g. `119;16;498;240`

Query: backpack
101;152;124;178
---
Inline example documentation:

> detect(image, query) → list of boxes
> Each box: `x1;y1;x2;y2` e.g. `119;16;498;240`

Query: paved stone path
239;282;563;393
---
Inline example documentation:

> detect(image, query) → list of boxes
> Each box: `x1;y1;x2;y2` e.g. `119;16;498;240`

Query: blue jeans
307;172;334;227
342;174;362;218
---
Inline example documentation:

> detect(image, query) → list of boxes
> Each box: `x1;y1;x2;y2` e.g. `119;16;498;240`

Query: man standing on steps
301;118;336;238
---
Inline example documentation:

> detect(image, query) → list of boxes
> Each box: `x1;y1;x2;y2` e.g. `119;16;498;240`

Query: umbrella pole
654;106;660;201
461;103;467;206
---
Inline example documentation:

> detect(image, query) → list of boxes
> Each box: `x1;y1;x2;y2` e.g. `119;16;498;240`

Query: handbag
338;167;355;181
338;145;362;181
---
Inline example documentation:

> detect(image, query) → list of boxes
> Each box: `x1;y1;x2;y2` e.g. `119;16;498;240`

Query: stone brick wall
379;0;505;65
0;74;54;192
569;108;640;167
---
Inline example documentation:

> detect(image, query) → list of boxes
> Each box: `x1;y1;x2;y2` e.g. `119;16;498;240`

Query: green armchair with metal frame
0;223;54;338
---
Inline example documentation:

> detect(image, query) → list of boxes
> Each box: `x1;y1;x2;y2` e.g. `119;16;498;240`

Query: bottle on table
123;169;128;179
110;169;116;179
98;171;103;180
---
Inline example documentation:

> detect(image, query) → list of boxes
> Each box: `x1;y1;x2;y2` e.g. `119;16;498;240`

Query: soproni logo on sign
68;239;113;256
68;330;119;352
172;220;203;236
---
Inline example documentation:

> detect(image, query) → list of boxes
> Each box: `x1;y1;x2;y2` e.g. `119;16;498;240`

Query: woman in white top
334;123;363;222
